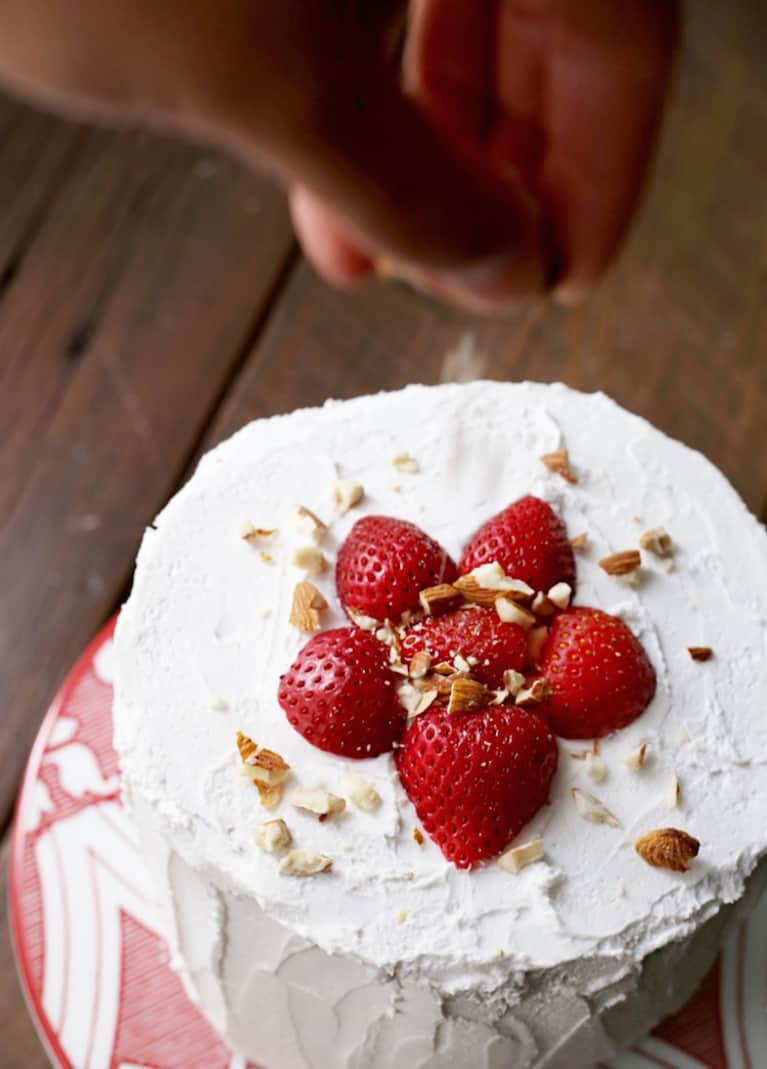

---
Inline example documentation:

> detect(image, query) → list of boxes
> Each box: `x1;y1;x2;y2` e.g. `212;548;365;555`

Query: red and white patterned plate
10;619;765;1069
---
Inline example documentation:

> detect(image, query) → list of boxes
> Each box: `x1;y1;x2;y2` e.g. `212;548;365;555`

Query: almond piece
408;650;433;679
448;677;493;714
236;732;291;787
343;773;382;811
293;545;327;576
292;505;327;543
240;520;278;543
502;669;525;697
333;479;364;514
547;582;572;610
571;787;621;828
289;580;328;632
498;837;545;874
688;646;713;662
279;849;333;876
496;597;536;630
255;781;284;809
419;583;463;616
291;788;346;820
624;743;648;771
570;532;589;552
413;827;424;845
527;626;549;665
398;681;439;718
453;574;498;607
671;774;682;807
210;697;229;712
585;752;607;783
640;527;673;558
393;453;419;474
347;608;380;632
254;819;292;853
635;828;700;873
532;592;556;617
541;448;578;483
516;677;552;706
453;653;472;673
599;550;642;577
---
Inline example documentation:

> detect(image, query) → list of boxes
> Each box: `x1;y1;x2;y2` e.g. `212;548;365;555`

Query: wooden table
1;3;765;1064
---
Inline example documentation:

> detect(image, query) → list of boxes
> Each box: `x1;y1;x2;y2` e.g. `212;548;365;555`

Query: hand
0;1;679;310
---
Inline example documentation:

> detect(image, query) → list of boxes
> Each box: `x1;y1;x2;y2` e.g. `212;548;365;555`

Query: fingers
289;187;374;287
535;0;681;301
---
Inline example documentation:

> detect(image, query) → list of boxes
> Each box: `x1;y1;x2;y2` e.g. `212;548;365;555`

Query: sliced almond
413;827;424;846
332;479;364;514
516;677;552;706
585;752;607;783
292;505;327;543
419;583;463;616
570;532;590;552
293;545;327;576
671;774;682;808
343;773;382;811
688;646;713;662
254;819;292;853
547;582;572;610
527;626;549;665
289;580;328;632
623;743;648;771
408;650;433;679
503;669;526;696
393;452;419;474
640;527;673;558
599;550;642;577
635;828;700;873
279;849;333;876
541;448;578;484
496;597;536;630
571;787;621;828
453;653;472;673
291;787;346;820
448;676;493;714
240;520;278;543
498;837;545;874
236;732;291;787
348;608;379;632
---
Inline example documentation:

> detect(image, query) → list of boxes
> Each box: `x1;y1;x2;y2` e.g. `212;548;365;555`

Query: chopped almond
293;545;327;576
540;448;578;483
495;597;536;630
408;650;433;679
527;626;549;665
291;788;346;820
640;527;673;558
498;838;544;874
547;582;572;610
255;781;284;809
419;583;463;616
289;580;327;632
624;743;648;771
333;479;364;514
398;681;439;718
585;752;607;783
503;669;526;696
344;773;382;811
279;849;333;876
635;828;700;873
254;819;292;853
292;505;327;543
448;677;493;714
413;827;424;845
236;732;291;787
516;677;552;706
240;520;278;543
210;697;229;712
599;550;642;577
571;787;621;828
393;453;419;474
688;646;713;662
570;532;589;551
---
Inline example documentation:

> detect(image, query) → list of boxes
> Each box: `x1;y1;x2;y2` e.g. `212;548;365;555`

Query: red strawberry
538;607;656;739
397;706;558;868
459;495;575;594
278;627;404;757
400;607;527;688
337;515;457;622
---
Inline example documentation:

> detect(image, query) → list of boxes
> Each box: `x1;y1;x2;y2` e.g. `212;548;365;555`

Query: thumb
225;58;550;307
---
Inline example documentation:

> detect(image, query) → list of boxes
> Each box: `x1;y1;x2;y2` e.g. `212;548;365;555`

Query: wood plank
0;116;295;824
207;0;767;517
0;834;50;1069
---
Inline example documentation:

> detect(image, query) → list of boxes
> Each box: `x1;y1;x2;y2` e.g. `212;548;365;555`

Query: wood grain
207;1;767;516
0;104;295;826
0;835;50;1069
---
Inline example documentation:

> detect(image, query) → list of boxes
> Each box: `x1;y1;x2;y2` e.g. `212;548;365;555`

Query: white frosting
114;382;767;1068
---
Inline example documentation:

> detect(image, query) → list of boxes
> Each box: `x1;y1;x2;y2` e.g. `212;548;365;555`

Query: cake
113;381;767;1069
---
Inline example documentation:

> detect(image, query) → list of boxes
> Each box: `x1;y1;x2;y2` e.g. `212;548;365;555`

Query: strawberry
459;495;575;594
538;607;656;739
336;515;457;622
400;607;527;688
278;627;404;757
397;706;558;868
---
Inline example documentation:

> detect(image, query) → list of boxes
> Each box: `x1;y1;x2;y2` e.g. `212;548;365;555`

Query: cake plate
9;619;766;1069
